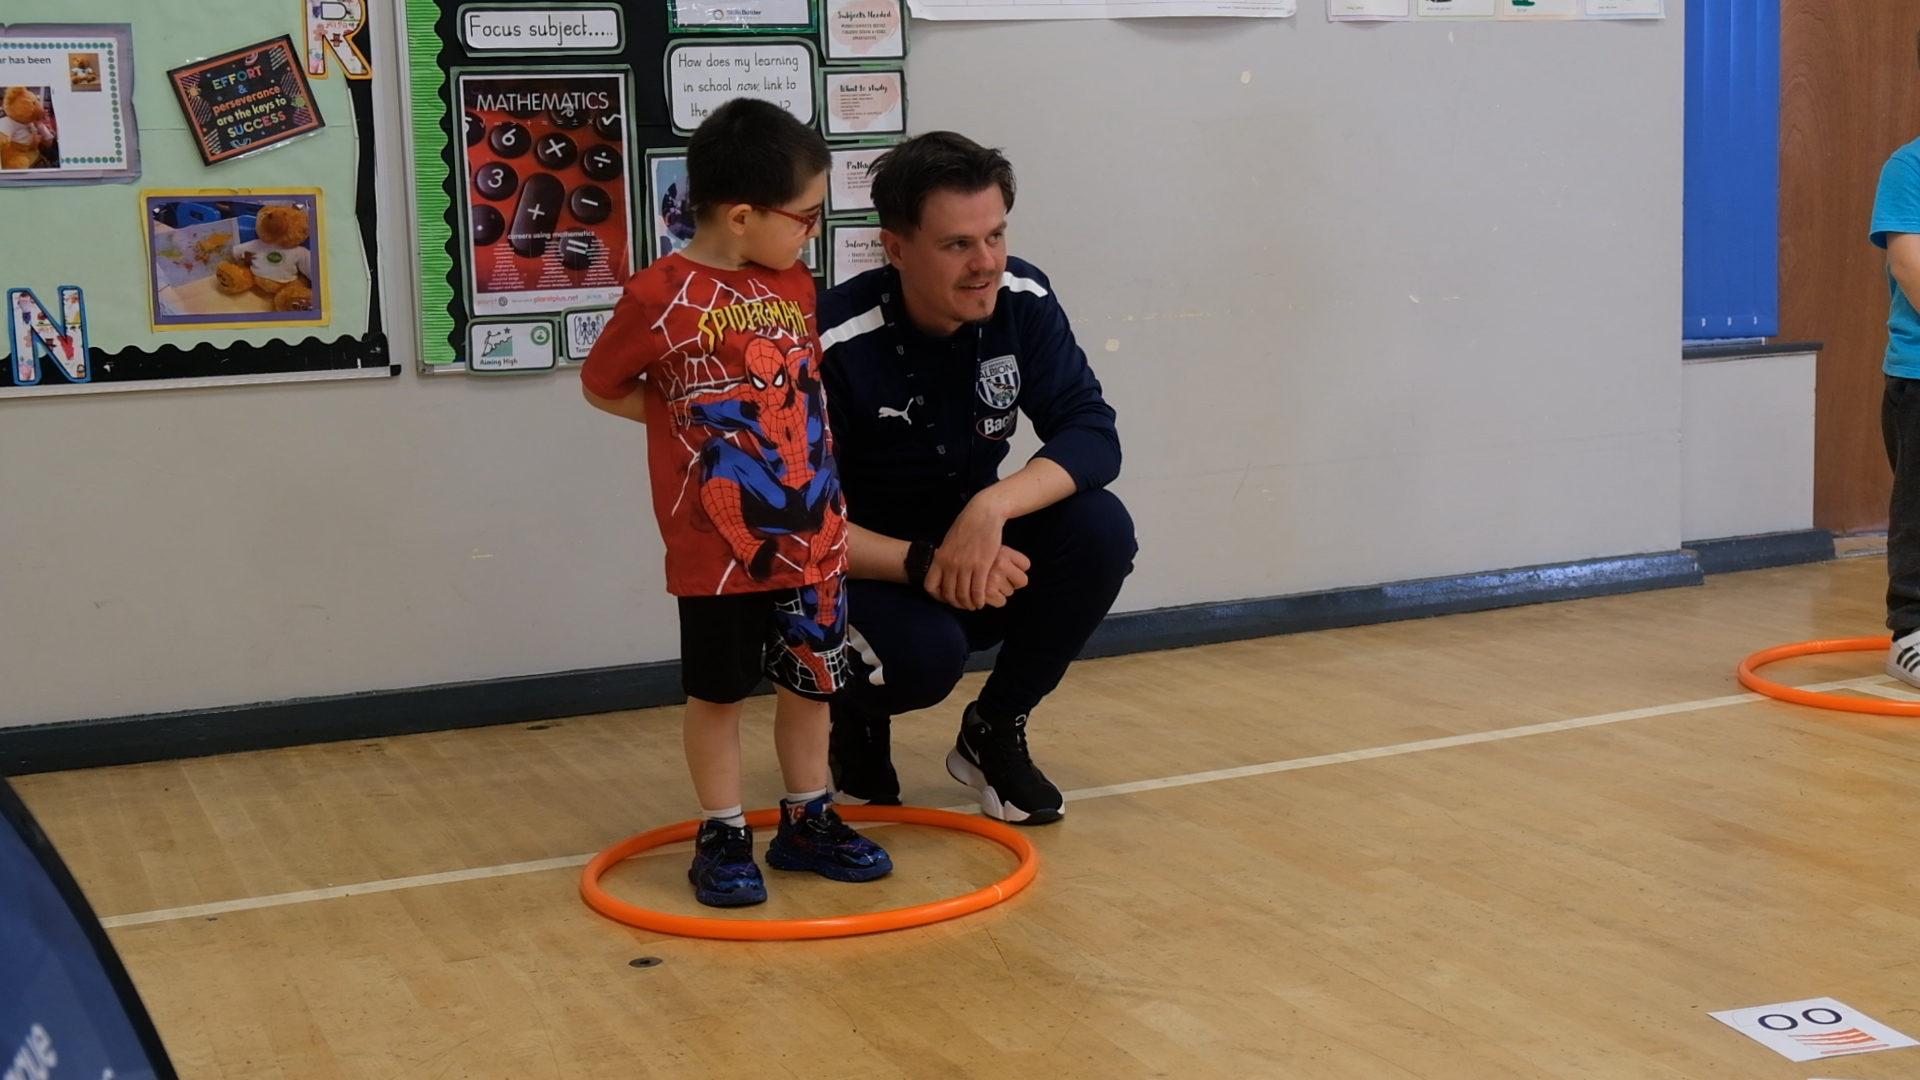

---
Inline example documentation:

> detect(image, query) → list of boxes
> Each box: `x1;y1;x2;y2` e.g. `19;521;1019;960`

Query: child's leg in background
772;686;829;799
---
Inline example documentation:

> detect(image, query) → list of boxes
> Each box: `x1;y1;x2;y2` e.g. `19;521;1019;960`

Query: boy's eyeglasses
755;205;822;230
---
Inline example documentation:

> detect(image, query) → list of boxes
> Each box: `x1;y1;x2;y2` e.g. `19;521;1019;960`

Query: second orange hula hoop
1737;636;1920;716
579;804;1038;941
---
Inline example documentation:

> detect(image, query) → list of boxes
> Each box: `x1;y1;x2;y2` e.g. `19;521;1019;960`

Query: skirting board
1685;528;1835;575
0;537;1831;775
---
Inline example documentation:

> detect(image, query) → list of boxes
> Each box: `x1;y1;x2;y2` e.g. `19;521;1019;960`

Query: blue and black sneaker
765;793;893;882
688;820;767;907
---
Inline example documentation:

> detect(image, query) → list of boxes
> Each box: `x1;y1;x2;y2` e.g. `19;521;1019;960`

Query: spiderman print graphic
580;254;848;628
671;334;848;585
578;255;850;692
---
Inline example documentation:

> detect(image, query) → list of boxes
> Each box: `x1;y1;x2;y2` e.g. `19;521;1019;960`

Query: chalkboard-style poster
168;36;324;166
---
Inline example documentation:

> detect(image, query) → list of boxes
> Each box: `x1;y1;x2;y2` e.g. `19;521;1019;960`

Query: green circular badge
266;251;284;264
530;326;551;346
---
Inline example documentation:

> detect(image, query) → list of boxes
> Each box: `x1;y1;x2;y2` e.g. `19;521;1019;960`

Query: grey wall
0;5;1683;729
918;14;1685;610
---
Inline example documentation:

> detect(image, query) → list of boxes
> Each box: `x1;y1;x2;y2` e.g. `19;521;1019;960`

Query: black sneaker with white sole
946;701;1064;825
1890;629;1920;689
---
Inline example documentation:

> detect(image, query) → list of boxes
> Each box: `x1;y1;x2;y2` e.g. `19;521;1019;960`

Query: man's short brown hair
869;131;1017;233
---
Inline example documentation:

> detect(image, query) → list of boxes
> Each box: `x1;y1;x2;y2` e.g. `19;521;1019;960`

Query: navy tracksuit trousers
838;489;1137;725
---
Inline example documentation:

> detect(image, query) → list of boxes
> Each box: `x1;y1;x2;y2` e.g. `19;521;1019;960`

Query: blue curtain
1683;0;1780;340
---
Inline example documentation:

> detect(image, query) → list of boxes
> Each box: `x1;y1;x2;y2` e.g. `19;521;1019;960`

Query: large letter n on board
7;288;91;387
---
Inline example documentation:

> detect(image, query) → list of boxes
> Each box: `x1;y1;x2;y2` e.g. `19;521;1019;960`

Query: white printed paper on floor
907;0;1294;20
1708;998;1919;1063
1330;0;1409;18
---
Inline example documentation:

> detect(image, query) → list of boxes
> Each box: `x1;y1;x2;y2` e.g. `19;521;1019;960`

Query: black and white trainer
946;702;1064;825
1889;629;1920;689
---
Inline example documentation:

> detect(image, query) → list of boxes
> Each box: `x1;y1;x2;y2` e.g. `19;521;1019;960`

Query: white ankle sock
700;805;746;828
784;788;828;806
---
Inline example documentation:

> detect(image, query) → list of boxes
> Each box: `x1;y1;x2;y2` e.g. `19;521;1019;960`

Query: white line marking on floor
1061;674;1891;801
1850;680;1920;702
98;855;593;927
95;674;1898;929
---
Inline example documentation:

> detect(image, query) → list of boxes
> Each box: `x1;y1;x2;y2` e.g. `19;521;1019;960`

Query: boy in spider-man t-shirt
581;99;889;907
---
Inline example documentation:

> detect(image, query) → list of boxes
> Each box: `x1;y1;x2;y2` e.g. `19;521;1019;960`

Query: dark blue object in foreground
1;777;176;1080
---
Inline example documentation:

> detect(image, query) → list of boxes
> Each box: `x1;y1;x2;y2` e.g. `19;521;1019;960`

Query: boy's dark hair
869;131;1017;234
684;98;831;218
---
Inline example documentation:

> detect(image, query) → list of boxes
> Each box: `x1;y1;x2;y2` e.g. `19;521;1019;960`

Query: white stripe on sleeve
1001;272;1049;298
819;305;887;351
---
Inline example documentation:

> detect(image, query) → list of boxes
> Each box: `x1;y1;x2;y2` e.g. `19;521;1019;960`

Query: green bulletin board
0;0;388;398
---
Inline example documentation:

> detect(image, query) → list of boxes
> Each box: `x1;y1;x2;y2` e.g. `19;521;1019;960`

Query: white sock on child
784;788;828;806
701;805;747;828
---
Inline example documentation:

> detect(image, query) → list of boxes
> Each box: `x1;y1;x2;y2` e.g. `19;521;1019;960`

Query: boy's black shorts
678;580;849;704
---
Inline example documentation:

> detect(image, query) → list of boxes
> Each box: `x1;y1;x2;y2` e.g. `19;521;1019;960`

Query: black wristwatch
905;541;937;592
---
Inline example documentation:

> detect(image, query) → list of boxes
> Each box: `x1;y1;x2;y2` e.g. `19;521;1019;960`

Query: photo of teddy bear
215;205;316;312
68;54;102;93
0;86;58;171
147;195;324;327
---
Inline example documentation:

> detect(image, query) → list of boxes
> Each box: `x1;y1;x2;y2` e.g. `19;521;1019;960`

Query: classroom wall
0;4;1684;730
926;13;1686;611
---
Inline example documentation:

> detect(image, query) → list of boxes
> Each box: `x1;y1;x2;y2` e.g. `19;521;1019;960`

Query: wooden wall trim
1780;0;1920;532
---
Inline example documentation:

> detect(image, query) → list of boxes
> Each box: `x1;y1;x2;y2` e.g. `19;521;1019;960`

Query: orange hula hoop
1736;637;1920;716
579;804;1039;941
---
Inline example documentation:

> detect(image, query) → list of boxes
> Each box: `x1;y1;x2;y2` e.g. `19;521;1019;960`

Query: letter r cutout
306;0;371;79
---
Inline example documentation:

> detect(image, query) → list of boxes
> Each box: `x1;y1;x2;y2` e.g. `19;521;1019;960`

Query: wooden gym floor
16;554;1920;1079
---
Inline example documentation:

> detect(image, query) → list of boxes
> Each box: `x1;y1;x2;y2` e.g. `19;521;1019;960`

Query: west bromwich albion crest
976;354;1020;410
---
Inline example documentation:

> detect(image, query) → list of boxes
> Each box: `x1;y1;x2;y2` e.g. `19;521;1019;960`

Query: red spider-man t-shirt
582;254;847;597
